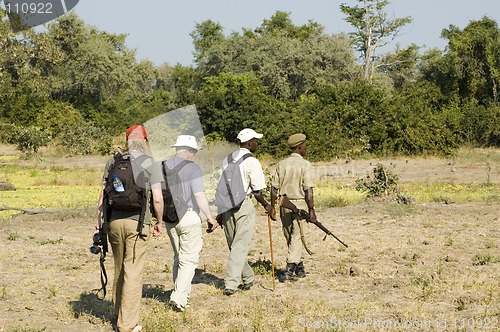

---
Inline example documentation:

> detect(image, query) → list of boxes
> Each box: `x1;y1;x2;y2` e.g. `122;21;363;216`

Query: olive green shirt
271;153;314;200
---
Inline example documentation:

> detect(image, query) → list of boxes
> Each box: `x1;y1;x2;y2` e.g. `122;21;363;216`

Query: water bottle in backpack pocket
105;153;148;212
112;174;125;192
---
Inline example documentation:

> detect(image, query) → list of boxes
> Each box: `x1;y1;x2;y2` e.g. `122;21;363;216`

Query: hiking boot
169;300;184;312
223;288;239;296
238;281;253;291
280;263;299;282
295;262;306;278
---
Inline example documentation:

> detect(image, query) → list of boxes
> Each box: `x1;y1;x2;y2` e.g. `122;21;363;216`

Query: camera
90;233;102;255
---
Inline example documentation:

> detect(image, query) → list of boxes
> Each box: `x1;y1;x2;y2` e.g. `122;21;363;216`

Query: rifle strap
298;220;314;255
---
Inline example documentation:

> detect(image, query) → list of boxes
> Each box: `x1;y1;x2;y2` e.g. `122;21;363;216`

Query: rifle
279;195;348;248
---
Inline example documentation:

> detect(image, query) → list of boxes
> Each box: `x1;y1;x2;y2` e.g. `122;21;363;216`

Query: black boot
295;262;306;278
281;263;298;282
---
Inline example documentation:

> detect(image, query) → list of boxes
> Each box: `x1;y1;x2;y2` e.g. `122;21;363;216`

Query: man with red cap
95;124;163;332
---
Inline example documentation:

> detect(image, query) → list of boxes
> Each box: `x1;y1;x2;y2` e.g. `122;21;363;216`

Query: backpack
214;153;252;210
161;159;193;223
104;153;149;212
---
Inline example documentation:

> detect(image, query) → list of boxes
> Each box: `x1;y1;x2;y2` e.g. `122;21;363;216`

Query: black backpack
214;153;252;210
161;159;193;223
104;153;149;212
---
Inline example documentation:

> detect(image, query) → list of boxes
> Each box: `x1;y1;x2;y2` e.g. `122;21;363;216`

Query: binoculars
90;233;103;255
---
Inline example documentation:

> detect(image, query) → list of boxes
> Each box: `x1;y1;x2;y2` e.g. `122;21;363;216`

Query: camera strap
95;251;108;300
94;222;109;300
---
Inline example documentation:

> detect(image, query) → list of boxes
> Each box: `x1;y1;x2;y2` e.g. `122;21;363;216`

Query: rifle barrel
300;211;348;248
312;221;348;248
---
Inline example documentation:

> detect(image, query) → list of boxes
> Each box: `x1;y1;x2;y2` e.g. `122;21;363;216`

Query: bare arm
194;191;218;231
151;183;164;236
270;186;278;220
253;190;274;218
95;182;106;232
304;188;316;222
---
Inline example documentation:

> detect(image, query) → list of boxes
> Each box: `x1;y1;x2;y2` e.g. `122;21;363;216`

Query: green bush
0;122;20;145
59;123;112;155
355;164;399;197
15;126;51;153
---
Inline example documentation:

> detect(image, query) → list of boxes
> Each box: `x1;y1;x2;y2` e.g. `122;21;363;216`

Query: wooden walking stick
267;214;276;290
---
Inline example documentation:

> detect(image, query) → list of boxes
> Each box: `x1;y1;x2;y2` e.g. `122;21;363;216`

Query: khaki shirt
272;153;314;200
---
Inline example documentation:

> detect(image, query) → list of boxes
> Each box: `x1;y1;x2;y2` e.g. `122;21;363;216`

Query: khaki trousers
166;210;203;308
108;218;151;332
280;199;307;264
222;198;255;290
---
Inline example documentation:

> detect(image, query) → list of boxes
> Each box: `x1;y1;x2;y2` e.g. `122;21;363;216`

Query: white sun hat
171;135;202;150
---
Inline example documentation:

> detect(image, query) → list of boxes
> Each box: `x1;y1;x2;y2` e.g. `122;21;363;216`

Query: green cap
288;133;306;147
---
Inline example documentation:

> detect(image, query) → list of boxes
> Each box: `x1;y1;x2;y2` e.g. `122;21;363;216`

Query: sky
38;0;500;66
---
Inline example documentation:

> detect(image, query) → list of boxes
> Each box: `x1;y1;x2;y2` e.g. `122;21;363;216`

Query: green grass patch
4;328;47;332
315;178;366;208
473;253;500;266
7;232;19;241
0;164;102;187
0;163;102;217
456;147;500;164
0;155;19;161
39;237;64;245
1;186;100;208
399;182;500;203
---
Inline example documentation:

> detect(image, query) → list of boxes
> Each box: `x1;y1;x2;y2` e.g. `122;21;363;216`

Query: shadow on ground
70;292;115;323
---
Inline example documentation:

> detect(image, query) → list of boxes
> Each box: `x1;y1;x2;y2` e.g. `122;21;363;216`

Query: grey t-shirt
163;156;205;212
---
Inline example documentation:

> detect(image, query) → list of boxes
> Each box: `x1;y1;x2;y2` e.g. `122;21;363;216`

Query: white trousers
166;210;203;307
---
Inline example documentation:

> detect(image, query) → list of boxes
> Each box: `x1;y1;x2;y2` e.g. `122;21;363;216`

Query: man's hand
308;209;317;223
153;222;163;237
264;203;276;220
206;216;219;233
269;207;277;221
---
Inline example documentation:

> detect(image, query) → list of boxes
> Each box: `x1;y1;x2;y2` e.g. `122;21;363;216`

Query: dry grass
0;146;499;331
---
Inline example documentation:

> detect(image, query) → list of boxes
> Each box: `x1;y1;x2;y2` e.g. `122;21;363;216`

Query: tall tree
0;9;64;125
190;19;225;66
340;0;412;81
378;43;420;91
48;13;139;109
193;11;359;100
441;16;500;106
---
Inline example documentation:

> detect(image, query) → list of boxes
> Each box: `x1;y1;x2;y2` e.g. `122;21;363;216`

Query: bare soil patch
0;149;499;331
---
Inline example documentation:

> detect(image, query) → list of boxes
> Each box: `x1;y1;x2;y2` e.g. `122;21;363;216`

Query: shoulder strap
132;154;150;166
227;152;252;164
105;152;125;182
163;159;193;176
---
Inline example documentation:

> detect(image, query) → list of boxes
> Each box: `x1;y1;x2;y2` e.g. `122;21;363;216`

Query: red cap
125;125;148;141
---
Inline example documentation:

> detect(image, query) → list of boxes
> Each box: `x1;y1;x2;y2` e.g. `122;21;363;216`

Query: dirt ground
0;148;499;331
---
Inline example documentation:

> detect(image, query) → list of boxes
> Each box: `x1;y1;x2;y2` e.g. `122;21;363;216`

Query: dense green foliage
1;6;499;158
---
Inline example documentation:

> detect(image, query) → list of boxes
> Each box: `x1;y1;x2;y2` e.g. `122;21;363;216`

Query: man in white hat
163;135;218;311
217;128;274;296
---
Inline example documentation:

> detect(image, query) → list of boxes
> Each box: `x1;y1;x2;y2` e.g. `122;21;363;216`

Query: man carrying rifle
270;133;316;281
